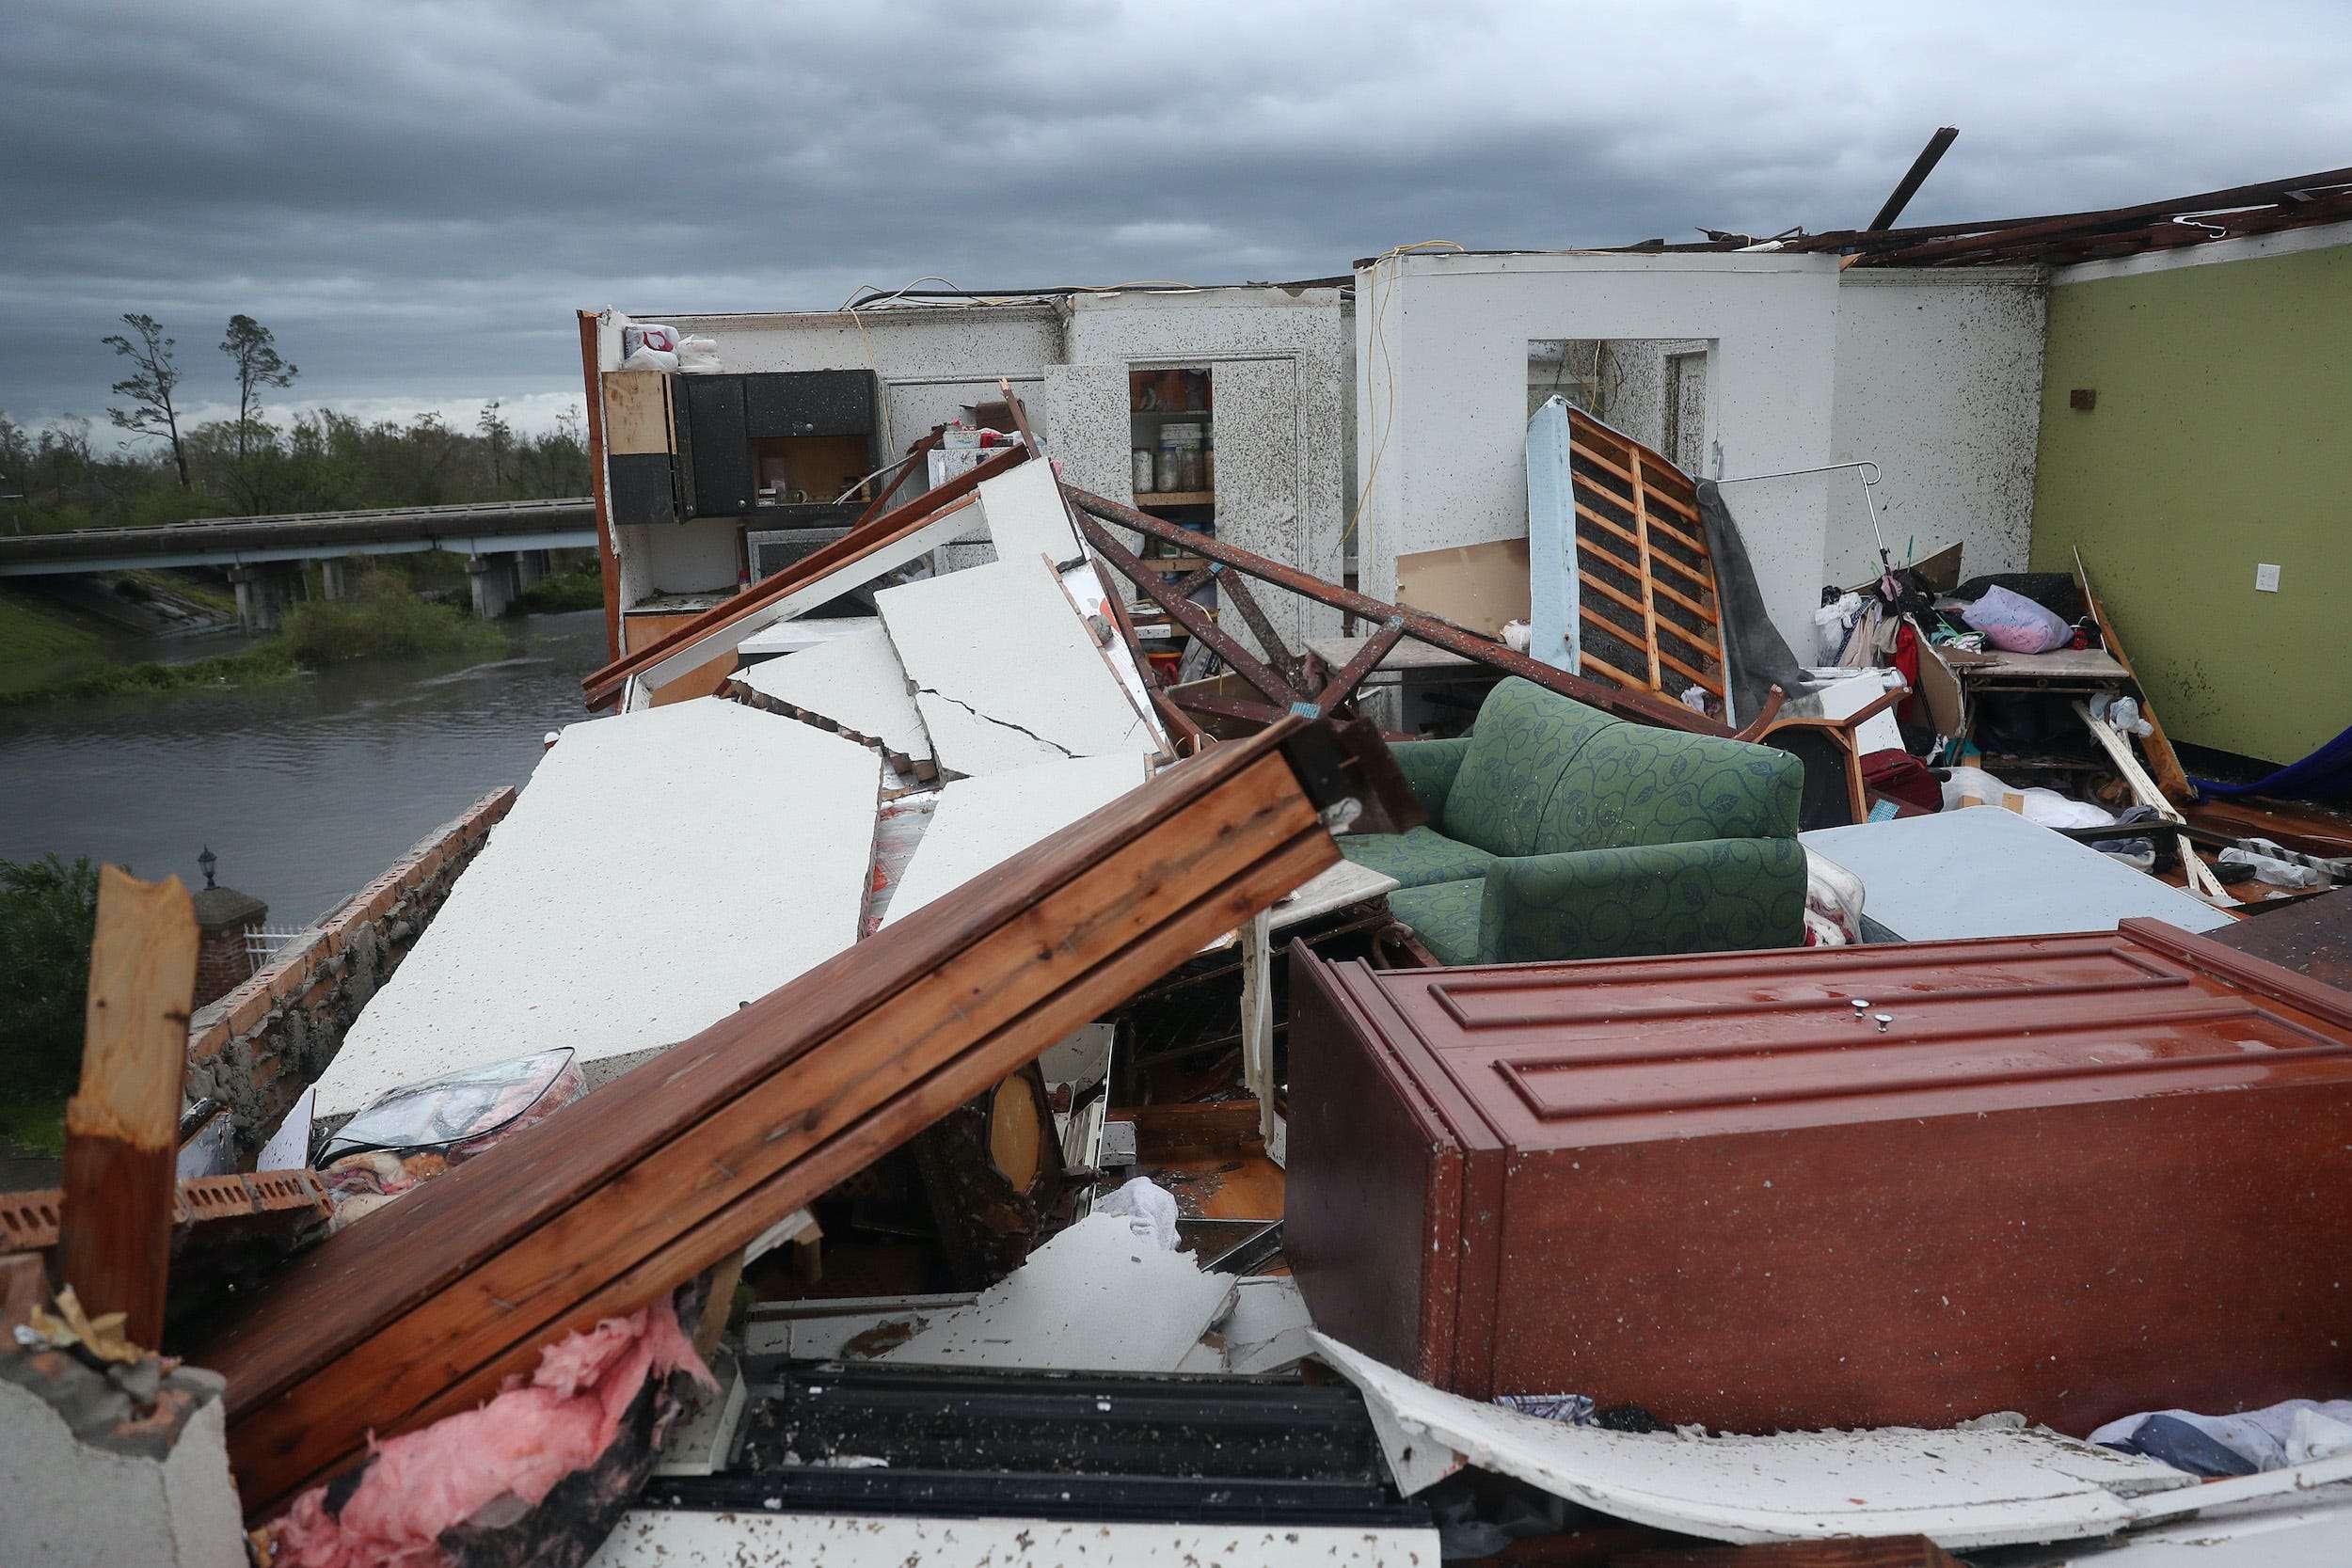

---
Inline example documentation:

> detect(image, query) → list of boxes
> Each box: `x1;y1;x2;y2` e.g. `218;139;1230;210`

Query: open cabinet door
1209;358;1313;656
1041;363;1136;507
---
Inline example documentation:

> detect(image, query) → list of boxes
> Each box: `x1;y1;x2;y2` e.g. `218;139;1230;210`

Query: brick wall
194;918;262;1008
184;788;516;1150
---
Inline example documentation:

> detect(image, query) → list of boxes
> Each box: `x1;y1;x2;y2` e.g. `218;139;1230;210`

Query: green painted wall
2029;242;2351;767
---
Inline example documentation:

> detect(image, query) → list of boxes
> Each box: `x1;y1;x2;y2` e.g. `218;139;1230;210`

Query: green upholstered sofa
1339;677;1807;965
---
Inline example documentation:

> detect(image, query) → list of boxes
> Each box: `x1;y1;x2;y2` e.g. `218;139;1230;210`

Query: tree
103;313;189;486
0;854;103;1104
220;314;297;464
477;401;512;488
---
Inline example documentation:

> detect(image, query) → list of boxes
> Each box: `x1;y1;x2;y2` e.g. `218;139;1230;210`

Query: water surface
0;610;609;925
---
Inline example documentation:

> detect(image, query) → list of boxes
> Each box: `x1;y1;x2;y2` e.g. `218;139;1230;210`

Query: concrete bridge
0;498;597;627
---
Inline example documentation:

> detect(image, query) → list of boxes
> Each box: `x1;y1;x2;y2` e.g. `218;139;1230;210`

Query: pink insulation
272;1300;713;1568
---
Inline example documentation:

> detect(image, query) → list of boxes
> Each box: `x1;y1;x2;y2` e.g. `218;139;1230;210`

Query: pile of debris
8;391;2352;1568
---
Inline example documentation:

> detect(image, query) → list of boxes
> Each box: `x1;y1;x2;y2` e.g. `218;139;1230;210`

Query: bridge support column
227;565;282;633
320;557;352;600
513;549;550;591
466;553;516;619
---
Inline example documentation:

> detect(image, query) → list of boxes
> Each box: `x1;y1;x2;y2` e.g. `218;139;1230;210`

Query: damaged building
8;162;2352;1568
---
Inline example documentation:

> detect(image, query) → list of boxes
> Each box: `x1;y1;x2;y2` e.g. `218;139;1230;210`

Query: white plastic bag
1941;765;2116;829
675;334;721;372
1962;584;2072;654
1092;1176;1181;1252
618;319;682;372
1814;592;1864;663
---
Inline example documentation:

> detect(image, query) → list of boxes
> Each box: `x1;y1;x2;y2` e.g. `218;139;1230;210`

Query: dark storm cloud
3;0;2344;433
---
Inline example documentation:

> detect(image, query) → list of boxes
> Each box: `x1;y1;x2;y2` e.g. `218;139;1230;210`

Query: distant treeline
0;404;592;534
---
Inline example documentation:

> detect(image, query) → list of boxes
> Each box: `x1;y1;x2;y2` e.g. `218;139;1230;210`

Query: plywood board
1396;537;1533;640
312;699;882;1117
882;1212;1236;1372
878;557;1160;778
881;755;1147;926
739;621;931;765
1801;807;2234;942
1315;1335;2192;1551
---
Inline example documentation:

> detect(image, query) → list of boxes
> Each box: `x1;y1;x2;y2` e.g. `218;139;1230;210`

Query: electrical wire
1343;240;1466;547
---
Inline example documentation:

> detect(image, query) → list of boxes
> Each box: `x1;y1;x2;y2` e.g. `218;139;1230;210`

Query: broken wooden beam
195;716;1376;1519
56;866;199;1352
1065;484;1723;735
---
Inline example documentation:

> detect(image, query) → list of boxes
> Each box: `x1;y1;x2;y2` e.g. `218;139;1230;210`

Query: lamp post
199;846;217;890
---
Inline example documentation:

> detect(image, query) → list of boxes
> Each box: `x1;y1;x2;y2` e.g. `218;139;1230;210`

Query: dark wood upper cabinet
672;371;881;520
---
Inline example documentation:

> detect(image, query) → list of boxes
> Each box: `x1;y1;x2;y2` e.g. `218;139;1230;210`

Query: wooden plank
1576;534;1645;585
1629;449;1664;688
1580;602;1648;651
199;726;1342;1515
579;311;623;662
1647;568;1720;626
1581;649;1648;690
2075;546;2193;801
1659;643;1726;698
2076;700;2233;906
1313;618;1406;712
56;866;198;1350
1578;567;1649;624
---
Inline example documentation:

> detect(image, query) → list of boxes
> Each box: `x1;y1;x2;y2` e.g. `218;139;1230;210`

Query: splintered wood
57;866;199;1350
1565;407;1732;710
193;720;1340;1521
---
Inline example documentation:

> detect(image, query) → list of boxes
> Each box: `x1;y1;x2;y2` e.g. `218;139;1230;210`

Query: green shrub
279;572;512;664
507;570;606;616
0;855;103;1134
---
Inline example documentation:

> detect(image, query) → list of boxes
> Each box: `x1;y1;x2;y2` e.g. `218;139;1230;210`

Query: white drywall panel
588;1511;1438;1567
739;621;930;763
881;754;1146;926
1353;251;1839;655
877;557;1160;778
316;699;879;1117
1315;1334;2193;1551
968;457;1083;566
1829;270;2046;588
884;1212;1237;1371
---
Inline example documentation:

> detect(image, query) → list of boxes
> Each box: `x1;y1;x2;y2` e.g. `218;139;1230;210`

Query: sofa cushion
1385;877;1487;967
1337;827;1498;891
1538;723;1803;853
1388;736;1471;823
1482;837;1808;962
1442;678;1620;857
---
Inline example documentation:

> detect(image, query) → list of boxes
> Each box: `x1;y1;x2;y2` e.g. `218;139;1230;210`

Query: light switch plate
2256;562;2281;593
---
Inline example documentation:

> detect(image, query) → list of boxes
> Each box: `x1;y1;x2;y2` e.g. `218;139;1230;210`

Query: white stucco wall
1353;250;1843;654
592;292;1350;633
1065;289;1352;646
1825;270;2046;589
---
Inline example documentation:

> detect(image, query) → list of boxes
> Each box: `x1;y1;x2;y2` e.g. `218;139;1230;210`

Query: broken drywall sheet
737;613;886;661
882;1212;1235;1372
1311;1334;2196;1552
1220;1275;1317;1375
314;699;881;1117
880;754;1148;926
876;557;1160;778
969;456;1084;567
738;620;932;766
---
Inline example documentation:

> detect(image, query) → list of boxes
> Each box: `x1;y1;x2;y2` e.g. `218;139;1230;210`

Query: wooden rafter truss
1564;406;1733;717
1060;484;1736;742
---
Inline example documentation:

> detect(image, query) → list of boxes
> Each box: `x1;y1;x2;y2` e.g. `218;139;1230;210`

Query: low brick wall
184;788;516;1148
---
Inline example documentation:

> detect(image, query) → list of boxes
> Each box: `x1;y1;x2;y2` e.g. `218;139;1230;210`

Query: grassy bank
0;583;108;691
0;573;515;707
507;568;606;617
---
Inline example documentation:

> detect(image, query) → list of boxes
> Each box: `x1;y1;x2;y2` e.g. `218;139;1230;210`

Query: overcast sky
4;0;2344;437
